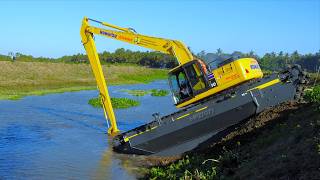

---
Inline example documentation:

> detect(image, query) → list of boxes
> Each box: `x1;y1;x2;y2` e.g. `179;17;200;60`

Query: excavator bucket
112;65;307;156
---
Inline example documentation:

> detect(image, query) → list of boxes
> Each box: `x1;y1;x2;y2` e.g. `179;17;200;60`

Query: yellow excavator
81;17;306;156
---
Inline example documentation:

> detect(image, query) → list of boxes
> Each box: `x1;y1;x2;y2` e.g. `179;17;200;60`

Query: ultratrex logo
100;30;117;38
250;64;260;69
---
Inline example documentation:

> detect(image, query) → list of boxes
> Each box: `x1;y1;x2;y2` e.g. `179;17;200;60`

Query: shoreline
0;79;168;101
0;61;168;101
0;86;97;100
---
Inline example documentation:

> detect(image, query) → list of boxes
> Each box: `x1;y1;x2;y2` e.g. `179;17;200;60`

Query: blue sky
0;0;319;58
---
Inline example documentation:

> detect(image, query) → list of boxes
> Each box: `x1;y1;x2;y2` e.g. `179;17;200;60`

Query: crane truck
80;17;307;156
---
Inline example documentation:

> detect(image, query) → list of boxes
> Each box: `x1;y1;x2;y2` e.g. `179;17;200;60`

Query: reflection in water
0;80;177;179
93;139;142;180
93;138;112;180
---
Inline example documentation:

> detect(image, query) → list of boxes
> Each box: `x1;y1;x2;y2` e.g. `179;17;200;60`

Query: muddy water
0;80;177;179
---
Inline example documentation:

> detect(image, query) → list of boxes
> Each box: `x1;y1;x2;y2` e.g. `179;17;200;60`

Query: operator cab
168;60;218;105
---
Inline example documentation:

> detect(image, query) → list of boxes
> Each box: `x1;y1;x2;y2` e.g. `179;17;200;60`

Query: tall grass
0;61;167;100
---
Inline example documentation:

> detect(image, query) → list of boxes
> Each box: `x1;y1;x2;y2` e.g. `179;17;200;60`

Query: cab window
169;70;192;104
184;63;206;92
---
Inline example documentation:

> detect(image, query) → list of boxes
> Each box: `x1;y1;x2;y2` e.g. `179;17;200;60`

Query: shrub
305;85;320;104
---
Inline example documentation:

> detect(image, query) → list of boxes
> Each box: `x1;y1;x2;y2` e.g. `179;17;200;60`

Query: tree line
197;49;320;72
1;48;319;72
1;49;177;68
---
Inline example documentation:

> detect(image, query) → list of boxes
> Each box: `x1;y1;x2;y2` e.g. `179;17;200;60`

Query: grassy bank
0;61;167;100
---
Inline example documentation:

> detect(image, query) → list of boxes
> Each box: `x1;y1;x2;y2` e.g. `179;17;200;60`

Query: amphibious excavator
80;17;307;156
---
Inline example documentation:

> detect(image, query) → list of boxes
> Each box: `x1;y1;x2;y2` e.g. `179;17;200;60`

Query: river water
0;80;177;179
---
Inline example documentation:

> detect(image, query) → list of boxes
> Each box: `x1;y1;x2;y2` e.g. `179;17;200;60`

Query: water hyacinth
88;96;140;109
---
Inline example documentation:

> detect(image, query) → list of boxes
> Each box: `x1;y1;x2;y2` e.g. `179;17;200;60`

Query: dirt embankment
141;102;320;179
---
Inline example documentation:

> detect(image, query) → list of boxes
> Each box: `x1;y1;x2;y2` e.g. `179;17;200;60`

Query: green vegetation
111;97;140;109
88;97;102;108
148;150;237;179
150;89;169;96
118;71;167;85
0;86;95;100
309;72;320;85
197;49;320;72
1;48;178;68
122;90;150;96
122;89;169;97
88;96;140;109
0;61;167;100
1;48;318;100
305;85;320;108
2;48;319;72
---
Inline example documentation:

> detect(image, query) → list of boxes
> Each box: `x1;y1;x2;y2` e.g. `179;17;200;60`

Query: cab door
184;61;208;95
168;60;211;105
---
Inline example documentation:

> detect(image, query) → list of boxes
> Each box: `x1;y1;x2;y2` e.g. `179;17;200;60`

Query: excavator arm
82;17;193;64
80;17;194;135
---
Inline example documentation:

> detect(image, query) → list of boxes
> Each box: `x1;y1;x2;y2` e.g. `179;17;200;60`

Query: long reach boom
80;17;194;135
